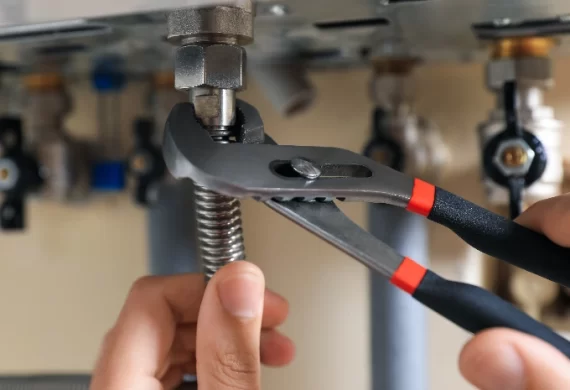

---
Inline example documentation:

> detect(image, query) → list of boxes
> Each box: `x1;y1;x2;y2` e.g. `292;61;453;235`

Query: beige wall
1;59;570;389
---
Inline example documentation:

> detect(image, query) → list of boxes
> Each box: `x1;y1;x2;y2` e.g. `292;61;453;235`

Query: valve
363;108;405;172
479;37;562;215
477;36;563;324
364;57;449;181
128;118;166;205
127;71;184;206
0;117;42;230
482;81;547;219
24;71;91;202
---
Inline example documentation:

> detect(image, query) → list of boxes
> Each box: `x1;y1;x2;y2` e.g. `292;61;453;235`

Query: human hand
91;261;294;390
460;195;570;389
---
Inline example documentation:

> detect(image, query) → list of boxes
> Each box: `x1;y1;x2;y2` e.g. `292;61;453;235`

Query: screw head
131;153;152;175
291;157;322;180
0;167;9;180
0;158;19;191
492;138;535;178
501;146;528;167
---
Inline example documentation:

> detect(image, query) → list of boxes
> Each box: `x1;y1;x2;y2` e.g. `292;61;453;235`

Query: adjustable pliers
163;100;570;358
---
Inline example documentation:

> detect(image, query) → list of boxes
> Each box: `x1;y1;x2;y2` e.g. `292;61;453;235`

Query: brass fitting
24;72;64;91
491;37;556;59
152;71;175;90
371;57;421;76
502;145;528;167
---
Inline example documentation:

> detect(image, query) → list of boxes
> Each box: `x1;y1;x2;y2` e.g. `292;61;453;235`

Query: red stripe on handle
406;178;436;217
390;257;428;295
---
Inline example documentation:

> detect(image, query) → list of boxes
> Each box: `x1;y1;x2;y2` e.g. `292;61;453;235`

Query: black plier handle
266;199;570;359
406;179;570;289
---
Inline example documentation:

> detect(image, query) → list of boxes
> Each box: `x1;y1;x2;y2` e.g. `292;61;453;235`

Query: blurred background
0;1;570;390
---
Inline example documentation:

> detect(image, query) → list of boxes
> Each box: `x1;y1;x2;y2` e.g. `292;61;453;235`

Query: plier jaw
163;102;415;207
163;99;570;359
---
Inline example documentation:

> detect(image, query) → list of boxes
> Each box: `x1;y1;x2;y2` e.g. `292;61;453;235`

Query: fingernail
468;343;525;390
218;272;264;319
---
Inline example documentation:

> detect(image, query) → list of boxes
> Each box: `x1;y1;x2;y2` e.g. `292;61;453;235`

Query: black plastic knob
363;108;405;172
0;117;42;230
128;118;166;206
481;81;548;219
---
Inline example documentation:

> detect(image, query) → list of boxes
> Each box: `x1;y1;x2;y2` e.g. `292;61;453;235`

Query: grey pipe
369;204;428;390
250;60;315;117
148;179;200;275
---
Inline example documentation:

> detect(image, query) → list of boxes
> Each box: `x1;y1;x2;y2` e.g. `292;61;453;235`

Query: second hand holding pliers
164;101;570;357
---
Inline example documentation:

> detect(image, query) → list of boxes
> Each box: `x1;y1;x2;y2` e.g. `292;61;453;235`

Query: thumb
196;261;265;390
459;328;570;390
